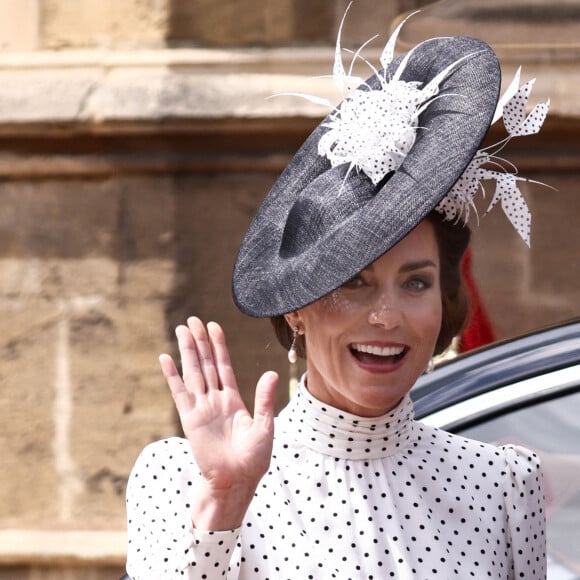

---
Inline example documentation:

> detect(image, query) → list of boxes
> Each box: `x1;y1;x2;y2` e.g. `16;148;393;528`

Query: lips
349;342;408;371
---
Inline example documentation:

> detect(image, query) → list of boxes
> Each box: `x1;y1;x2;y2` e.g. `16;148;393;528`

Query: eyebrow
399;259;437;273
362;259;438;276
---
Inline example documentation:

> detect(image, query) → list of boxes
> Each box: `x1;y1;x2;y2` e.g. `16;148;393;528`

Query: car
411;319;580;579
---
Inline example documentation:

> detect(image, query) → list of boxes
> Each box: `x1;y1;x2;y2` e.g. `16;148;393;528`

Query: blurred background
1;0;579;577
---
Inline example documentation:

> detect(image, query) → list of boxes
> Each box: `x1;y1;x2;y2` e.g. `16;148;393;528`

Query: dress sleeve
501;444;547;579
125;437;241;579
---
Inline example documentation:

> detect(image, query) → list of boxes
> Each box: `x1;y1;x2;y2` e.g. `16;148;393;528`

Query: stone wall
0;1;579;578
0;0;431;51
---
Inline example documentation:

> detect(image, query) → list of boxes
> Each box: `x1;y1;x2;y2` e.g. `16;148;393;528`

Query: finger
253;371;278;428
207;321;237;392
159;353;194;415
187;316;220;391
175;324;206;396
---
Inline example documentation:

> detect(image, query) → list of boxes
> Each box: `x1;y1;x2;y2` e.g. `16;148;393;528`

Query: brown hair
425;211;471;354
270;211;472;358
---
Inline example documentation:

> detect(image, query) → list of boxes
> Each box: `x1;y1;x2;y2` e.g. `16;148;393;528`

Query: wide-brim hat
232;35;501;317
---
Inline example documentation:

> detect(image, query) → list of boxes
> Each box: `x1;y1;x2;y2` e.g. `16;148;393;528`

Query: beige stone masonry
0;48;332;128
0;46;576;130
0;530;126;566
42;0;170;50
0;0;40;51
35;0;425;49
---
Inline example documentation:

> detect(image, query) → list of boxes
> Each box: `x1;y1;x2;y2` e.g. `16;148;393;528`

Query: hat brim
233;36;500;317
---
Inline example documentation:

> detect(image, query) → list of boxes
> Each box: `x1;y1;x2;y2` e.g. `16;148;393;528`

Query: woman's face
286;220;442;417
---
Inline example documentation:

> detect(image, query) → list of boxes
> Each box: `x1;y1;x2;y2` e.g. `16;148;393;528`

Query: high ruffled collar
277;375;416;460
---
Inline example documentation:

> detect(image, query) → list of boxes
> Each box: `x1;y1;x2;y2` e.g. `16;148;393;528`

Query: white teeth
351;343;404;357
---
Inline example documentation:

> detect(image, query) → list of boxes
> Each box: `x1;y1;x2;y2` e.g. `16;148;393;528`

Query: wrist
191;479;257;531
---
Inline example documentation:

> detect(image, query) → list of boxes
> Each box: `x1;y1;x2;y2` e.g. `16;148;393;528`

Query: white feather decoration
275;4;470;186
272;3;551;246
318;9;474;186
436;71;550;246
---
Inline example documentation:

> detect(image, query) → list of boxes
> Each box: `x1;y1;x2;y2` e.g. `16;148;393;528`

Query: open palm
160;317;278;498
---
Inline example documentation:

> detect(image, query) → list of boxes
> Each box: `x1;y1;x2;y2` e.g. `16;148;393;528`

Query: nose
368;298;402;329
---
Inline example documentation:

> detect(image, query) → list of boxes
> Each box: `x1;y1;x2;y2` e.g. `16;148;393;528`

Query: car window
459;391;580;578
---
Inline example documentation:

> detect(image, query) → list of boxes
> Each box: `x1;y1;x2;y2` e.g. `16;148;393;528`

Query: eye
341;274;365;290
404;276;433;292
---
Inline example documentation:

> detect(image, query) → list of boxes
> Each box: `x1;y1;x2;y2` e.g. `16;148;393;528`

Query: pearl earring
426;358;435;374
288;327;299;364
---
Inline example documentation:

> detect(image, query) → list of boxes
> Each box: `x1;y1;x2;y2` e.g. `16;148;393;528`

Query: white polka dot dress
126;379;546;579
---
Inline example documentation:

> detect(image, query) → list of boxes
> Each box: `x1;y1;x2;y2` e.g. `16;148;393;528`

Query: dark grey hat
232;35;501;317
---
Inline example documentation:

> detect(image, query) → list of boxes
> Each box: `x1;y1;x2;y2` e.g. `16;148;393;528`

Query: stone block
112;176;175;263
0;176;175;284
0;529;126;568
0;258;118;302
168;0;334;46
0;0;40;51
0;566;126;580
0;299;60;526
41;0;169;49
0;180;118;262
68;297;173;527
396;0;580;55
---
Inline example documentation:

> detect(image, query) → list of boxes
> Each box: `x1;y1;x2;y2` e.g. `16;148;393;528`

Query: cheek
304;290;361;328
406;293;442;336
423;296;443;339
316;290;360;316
299;292;360;352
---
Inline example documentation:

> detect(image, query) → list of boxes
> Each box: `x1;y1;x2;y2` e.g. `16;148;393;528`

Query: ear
283;311;303;332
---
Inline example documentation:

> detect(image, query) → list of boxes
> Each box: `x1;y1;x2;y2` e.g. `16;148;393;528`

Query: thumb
253;371;278;424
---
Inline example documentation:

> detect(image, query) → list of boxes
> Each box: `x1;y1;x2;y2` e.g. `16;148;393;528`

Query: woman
125;19;548;580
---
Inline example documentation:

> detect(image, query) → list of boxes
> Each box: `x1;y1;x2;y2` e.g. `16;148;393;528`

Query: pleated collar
277;375;416;460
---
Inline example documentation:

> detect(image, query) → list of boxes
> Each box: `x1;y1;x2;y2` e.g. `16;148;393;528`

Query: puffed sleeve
501;444;547;579
125;437;241;579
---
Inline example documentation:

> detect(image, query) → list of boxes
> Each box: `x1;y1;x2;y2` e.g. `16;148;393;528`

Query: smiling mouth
350;343;407;365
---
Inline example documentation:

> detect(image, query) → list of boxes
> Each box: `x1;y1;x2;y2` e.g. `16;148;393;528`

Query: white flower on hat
274;3;471;185
317;7;454;185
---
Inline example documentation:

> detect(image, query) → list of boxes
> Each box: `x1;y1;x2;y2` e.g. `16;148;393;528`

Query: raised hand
159;316;278;530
